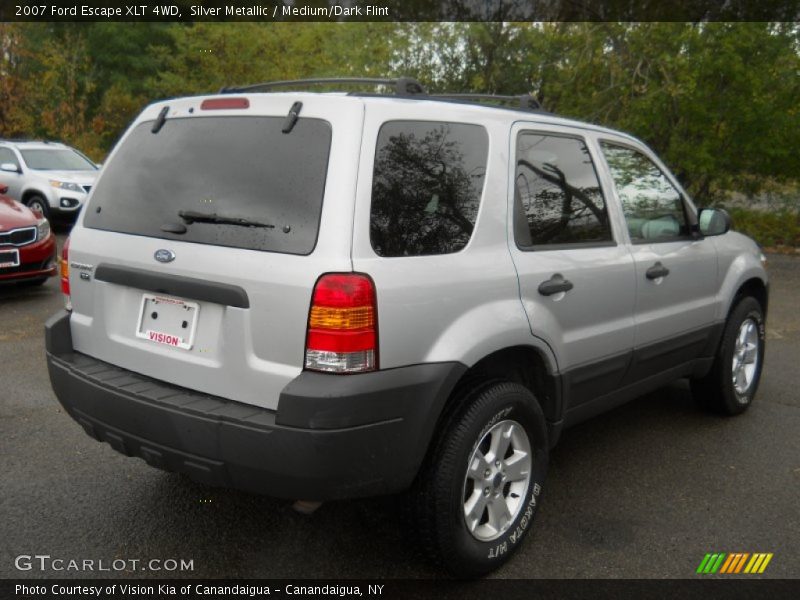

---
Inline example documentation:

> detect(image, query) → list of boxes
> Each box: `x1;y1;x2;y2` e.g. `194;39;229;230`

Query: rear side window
84;116;331;255
370;121;488;257
515;133;612;247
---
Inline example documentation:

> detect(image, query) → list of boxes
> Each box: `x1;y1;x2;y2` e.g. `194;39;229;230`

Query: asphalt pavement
1;234;798;579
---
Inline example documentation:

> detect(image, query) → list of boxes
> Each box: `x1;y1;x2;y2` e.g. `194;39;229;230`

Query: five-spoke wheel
463;420;531;541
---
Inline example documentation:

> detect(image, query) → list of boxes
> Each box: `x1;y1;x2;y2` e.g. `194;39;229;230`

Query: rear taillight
305;273;377;374
60;237;71;310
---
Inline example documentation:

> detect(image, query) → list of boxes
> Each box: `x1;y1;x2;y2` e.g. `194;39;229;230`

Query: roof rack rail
429;94;542;111
220;77;427;96
217;78;545;114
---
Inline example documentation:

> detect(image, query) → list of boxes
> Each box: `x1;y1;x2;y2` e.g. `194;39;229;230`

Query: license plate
135;294;199;350
0;249;20;268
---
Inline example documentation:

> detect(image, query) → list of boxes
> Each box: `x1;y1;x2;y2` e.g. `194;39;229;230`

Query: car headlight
37;217;50;241
49;180;84;193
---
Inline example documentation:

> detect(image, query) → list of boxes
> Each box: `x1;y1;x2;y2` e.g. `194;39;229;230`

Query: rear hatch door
67;94;363;410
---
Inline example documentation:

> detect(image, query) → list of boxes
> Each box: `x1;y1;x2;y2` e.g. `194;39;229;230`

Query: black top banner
2;0;799;22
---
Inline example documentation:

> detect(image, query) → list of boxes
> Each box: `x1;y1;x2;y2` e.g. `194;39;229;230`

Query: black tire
26;194;50;220
410;380;549;577
691;296;765;415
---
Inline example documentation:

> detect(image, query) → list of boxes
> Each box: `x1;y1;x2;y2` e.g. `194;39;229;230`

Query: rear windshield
84;116;332;255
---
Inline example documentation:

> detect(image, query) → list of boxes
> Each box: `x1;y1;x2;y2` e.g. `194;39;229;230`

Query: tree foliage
1;22;798;200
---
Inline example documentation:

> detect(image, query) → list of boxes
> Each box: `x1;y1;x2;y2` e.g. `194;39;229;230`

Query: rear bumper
45;310;465;500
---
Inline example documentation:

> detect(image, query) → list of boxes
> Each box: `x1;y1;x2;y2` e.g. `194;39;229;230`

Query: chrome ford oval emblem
154;249;176;263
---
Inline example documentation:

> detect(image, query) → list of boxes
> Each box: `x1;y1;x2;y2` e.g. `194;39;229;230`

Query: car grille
82;185;92;193
0;226;37;247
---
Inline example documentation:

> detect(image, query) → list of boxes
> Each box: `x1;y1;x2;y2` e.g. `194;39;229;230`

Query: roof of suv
209;76;638;142
347;94;632;139
144;90;637;149
0;140;69;150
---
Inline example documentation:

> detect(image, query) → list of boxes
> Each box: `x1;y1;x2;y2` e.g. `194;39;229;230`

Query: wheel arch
463;346;562;424
715;246;769;323
21;188;49;205
426;345;563;461
731;277;769;321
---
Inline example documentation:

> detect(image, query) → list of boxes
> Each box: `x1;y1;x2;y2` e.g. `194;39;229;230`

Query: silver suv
45;78;768;576
0;140;99;220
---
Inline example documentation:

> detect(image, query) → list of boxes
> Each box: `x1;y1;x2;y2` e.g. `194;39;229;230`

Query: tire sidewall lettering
506;482;541;548
469;406;512;457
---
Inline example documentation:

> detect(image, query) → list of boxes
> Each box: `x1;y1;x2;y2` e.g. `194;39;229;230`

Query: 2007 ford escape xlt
46;78;768;576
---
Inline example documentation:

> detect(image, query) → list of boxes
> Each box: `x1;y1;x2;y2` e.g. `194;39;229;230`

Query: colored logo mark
696;552;773;574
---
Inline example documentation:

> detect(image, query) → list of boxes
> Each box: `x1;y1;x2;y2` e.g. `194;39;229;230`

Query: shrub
727;207;800;248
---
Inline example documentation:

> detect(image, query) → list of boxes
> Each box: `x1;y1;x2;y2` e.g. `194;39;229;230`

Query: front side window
20;148;97;171
515;133;612;247
600;142;688;242
370;121;488;257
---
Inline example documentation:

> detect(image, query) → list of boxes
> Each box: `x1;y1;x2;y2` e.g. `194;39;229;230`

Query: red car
0;183;57;285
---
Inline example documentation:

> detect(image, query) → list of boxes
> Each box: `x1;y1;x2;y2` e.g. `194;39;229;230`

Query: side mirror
698;207;732;237
0;162;20;173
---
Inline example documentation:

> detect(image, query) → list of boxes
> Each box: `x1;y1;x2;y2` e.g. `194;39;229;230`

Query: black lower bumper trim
45;310;465;500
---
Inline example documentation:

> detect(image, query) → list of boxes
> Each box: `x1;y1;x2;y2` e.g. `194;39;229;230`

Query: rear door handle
538;273;574;296
645;261;670;280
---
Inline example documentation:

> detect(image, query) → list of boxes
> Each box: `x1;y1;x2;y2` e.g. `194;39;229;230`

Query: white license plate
135;294;199;350
0;249;20;268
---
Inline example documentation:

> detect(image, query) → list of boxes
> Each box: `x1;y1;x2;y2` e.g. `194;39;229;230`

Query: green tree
0;23;26;136
151;23;396;96
525;23;800;201
1;21;798;203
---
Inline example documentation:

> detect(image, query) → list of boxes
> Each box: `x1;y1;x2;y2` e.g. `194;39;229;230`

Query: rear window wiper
178;210;275;229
